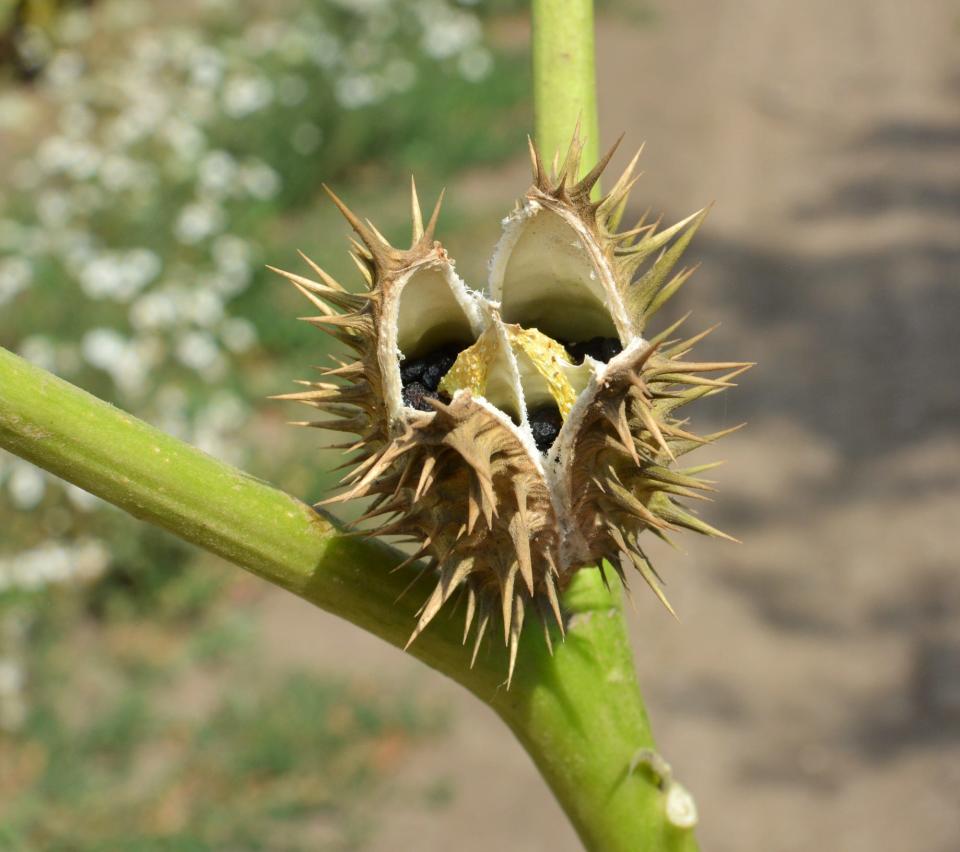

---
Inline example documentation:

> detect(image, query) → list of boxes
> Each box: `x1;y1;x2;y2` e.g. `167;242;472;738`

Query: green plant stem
532;0;600;172
1;346;696;851
529;1;699;848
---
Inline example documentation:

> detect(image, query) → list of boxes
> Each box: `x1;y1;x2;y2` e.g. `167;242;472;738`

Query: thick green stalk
1;344;697;850
528;2;700;849
532;0;600;172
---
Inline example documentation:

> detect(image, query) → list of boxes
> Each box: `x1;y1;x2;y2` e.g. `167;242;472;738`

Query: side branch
0;347;696;851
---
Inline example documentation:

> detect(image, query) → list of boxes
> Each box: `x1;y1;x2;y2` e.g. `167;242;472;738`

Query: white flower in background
36;135;102;180
212;234;252;275
132;90;171;130
78;256;121;299
384;59;417;93
99;154;140;192
127;248;162;286
56;230;95;270
458;46;493;82
78;249;160;301
44;51;86;87
346;38;379;69
68;143;103;181
188;45;225;89
155;384;190;438
186;288;225;327
197;149;239;197
223;74;274;118
71;183;105;215
156;384;188;416
420;9;481;59
220;316;257;353
291;121;322;155
131;32;166;70
65;482;102;512
205;273;233;297
36;190;73;228
36;135;76;175
279;30;312;65
80;327;161;396
18;336;56;372
184;87;216;124
0;539;109;594
59;102;96;139
130;290;178;330
277;74;309;106
176;330;223;375
0;257;32;306
81;327;127;370
194;391;249;461
0;660;24;695
54;343;80;377
164;118;207;162
111;350;148;396
334;74;382;109
105;112;147;148
309;31;341;69
209;234;253;298
123;336;163;397
8;463;46;511
0;0;508;583
17;27;51;79
240;160;281;200
74;540;110;581
175;200;225;244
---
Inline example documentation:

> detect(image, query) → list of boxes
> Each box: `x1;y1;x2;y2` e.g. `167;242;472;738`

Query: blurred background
0;0;957;849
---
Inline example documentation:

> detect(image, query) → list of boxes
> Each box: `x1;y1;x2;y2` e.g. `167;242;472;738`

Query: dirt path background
259;2;960;849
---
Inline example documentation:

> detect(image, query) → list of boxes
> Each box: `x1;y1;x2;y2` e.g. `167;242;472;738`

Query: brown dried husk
272;134;751;683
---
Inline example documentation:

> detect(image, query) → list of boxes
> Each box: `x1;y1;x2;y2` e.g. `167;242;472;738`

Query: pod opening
396;266;475;360
395;264;478;413
496;208;620;344
528;404;563;453
561;336;623;365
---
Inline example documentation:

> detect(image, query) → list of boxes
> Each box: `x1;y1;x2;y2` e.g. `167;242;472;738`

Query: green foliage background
0;0;527;846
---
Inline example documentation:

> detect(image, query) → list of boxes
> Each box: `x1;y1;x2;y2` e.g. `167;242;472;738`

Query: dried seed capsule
273;135;750;684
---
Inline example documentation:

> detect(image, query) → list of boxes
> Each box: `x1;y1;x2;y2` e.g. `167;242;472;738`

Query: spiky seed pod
273;134;751;684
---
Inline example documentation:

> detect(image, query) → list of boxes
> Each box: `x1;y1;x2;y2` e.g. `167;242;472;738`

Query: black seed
400;343;464;410
420;343;462;390
401;381;434;412
399;358;426;384
562;336;623;365
601;337;624;361
528;404;563;453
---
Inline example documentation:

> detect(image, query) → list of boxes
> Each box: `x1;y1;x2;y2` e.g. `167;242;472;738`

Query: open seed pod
273;134;751;683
